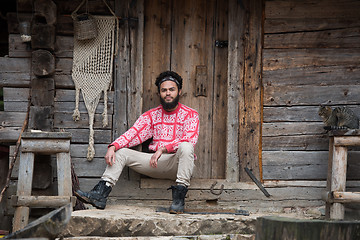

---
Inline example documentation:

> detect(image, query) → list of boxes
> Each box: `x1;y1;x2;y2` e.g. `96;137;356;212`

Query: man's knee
177;142;194;156
115;147;129;157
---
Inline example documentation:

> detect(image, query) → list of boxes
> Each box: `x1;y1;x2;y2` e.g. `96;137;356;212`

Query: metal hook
210;181;224;196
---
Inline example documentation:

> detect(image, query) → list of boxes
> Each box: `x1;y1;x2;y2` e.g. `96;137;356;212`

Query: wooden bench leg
330;146;347;220
13;152;34;231
57;152;72;196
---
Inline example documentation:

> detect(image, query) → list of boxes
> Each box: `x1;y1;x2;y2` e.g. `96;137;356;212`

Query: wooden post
226;0;245;182
325;137;334;219
330;145;347;219
239;0;264;181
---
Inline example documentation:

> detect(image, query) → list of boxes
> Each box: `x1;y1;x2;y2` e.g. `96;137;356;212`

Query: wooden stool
12;132;74;231
325;129;360;220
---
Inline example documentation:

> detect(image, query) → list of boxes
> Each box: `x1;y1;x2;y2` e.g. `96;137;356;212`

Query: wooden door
143;0;228;179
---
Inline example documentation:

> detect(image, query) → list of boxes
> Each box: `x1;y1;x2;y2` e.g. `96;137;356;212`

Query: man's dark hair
155;71;183;92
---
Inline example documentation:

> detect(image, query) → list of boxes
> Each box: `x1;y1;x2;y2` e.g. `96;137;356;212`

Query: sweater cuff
108;142;120;151
165;144;173;153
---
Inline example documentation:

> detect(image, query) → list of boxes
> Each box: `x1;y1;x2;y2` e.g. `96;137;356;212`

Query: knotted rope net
72;15;117;161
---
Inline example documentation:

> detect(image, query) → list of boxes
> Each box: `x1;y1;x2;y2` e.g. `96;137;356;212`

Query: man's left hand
150;147;167;168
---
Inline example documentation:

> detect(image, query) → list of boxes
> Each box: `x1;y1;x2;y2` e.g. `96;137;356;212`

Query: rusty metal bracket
210;181;224;196
244;167;271;197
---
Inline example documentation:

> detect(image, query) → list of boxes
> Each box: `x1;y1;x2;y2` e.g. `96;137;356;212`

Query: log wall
1;0;360;217
262;0;360;180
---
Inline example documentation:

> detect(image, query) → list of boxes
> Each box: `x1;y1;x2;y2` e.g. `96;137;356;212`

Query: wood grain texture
239;0;263;181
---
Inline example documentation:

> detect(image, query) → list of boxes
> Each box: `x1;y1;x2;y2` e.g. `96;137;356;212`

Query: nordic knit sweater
110;103;200;153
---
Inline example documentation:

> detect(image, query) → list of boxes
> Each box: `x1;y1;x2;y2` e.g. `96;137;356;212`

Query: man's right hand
105;145;116;166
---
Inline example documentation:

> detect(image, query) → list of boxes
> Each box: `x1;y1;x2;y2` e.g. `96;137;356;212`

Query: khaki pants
102;142;195;187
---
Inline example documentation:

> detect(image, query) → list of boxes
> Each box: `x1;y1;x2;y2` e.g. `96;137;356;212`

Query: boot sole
169;209;184;214
74;191;106;210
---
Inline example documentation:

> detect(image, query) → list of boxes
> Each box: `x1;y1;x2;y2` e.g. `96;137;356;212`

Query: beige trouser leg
102;142;195;187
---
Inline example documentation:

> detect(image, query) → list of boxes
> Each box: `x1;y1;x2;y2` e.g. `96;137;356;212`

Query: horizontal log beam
333;136;360;147
324;191;360;203
11;195;75;207
21;139;70;153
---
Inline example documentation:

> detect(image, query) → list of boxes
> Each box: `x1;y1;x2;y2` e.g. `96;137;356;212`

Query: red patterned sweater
110;103;200;153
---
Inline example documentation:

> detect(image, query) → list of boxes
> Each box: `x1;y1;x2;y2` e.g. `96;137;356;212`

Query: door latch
215;40;228;48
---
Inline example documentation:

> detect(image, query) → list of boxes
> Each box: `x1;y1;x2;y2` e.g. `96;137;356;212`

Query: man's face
159;80;181;111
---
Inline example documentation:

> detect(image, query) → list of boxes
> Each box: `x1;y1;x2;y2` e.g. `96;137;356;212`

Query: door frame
113;0;264;183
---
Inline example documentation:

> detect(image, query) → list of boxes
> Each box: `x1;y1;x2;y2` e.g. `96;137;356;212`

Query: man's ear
179;89;182;96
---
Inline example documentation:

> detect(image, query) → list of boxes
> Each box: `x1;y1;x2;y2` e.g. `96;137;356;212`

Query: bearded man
75;71;200;214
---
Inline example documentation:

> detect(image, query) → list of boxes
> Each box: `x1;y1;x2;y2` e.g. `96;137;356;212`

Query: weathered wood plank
264;27;360;49
114;0;130;139
263;164;327;180
54;89;114;102
70;144;108;158
262;135;328;151
54;101;113;115
128;0;144;129
263;122;324;136
239;0;263;181
0;127;24;142
143;0;171;111
79;178;326;201
263;65;360;87
264;18;360;34
141;178;360;189
55;0;115;15
0;58;30;87
264;105;360;122
263;150;360;180
262;151;328;166
0;112;27;127
264;84;360;106
210;0;228;179
263;49;360;71
71;157;106;177
64;129;111;143
226;0;244;181
54;112;112;129
265;0;360;19
3;88;29;101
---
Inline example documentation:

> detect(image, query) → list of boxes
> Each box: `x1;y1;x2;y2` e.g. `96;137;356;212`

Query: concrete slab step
62;205;258;238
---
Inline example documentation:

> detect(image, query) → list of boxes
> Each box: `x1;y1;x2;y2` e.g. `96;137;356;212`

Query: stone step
64;234;255;240
62;205;258;238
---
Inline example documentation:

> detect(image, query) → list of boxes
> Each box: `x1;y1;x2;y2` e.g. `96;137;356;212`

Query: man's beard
160;94;180;111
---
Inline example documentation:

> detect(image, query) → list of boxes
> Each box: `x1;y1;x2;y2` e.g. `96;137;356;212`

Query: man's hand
150;147;167;168
105;145;116;166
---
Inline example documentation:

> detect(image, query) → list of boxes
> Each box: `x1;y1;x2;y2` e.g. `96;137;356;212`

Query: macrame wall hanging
71;0;118;161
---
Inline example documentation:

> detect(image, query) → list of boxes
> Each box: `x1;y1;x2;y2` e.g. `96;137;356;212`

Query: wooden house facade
1;0;360;227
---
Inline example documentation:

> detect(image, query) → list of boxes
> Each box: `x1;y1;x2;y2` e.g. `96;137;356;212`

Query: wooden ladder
12;132;75;232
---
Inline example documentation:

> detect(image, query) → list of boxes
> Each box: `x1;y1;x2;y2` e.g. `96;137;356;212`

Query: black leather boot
74;180;112;209
168;185;188;214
